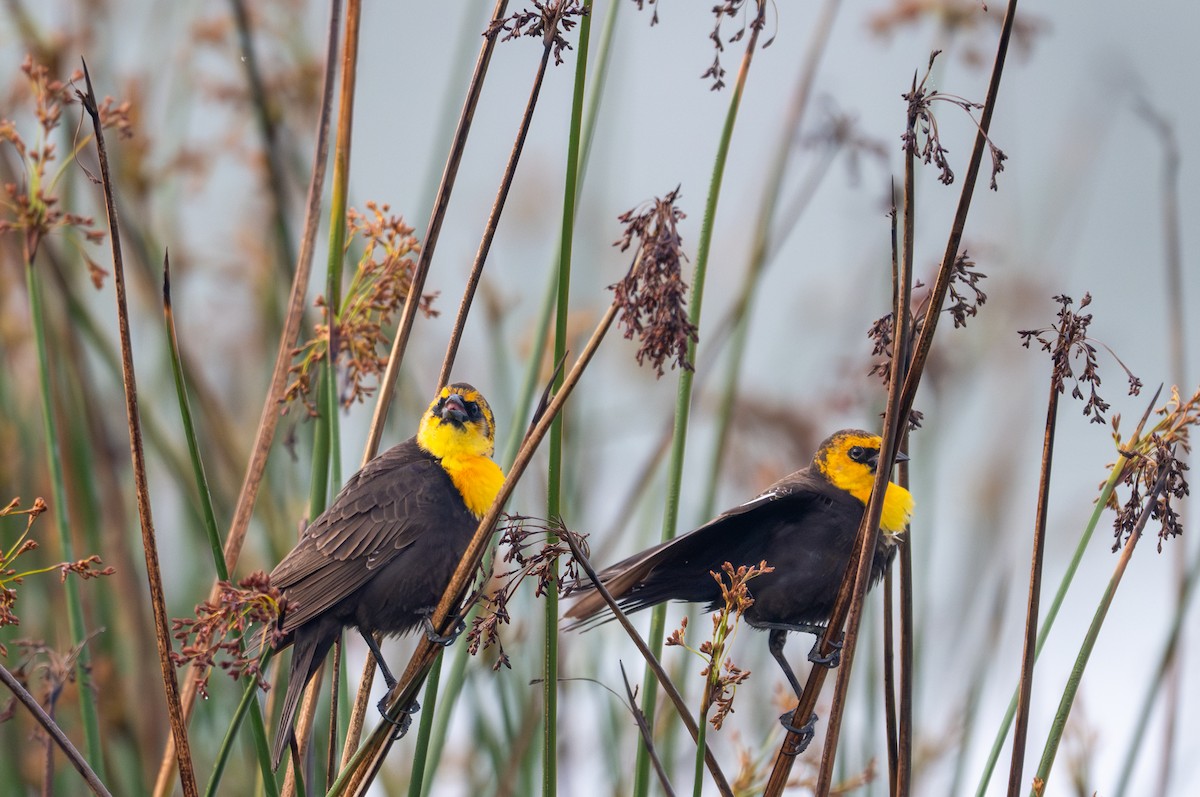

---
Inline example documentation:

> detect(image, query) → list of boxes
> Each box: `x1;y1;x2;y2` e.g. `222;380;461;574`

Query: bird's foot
778;711;819;755
376;697;421;741
808;636;842;668
419;611;464;647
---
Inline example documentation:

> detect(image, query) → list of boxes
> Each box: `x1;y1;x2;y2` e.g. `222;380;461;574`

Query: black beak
867;449;910;470
440;394;469;425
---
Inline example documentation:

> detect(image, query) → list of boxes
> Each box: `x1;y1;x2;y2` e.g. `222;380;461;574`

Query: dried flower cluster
867;251;988;429
666;561;772;730
169;571;284;697
611;186;697;377
283;202;433;415
6;636;100;719
0;56;130;278
467;515;587;670
1019;293;1143;424
1;497;114;658
1108;386;1198;552
700;1;769;91
901;50;1007;189
486;1;587;66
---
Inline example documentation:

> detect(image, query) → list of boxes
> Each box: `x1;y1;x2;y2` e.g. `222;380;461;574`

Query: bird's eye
466;401;482;419
848;446;865;462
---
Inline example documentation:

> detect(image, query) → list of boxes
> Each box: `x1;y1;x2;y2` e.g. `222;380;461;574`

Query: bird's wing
271;439;458;632
566;468;830;622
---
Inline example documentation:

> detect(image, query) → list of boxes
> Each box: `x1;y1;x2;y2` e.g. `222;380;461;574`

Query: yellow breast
880;482;914;536
440;455;505;519
820;455;914;536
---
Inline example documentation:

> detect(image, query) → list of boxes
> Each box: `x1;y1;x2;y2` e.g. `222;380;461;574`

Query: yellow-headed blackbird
565;429;913;697
269;383;504;769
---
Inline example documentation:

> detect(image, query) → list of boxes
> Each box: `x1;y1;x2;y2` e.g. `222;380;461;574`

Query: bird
268;382;504;770
565;428;913;700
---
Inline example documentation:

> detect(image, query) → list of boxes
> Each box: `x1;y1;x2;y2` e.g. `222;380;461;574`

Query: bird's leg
358;629;397;690
770;629;820;751
768;629;804;699
358;630;422;739
417;607;464;647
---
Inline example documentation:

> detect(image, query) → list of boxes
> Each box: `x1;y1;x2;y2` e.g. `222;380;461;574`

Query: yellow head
417;383;497;459
813;429;914;535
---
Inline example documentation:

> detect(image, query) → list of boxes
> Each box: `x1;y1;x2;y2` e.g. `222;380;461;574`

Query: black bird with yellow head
269;383;504;769
566;429;913;698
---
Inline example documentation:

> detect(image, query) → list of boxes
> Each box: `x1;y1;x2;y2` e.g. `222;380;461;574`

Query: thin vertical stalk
286;3;361;787
973;460;1127;796
23;258;104;773
163;258;279;795
701;0;841;520
633;6;767;795
405;651;443;797
1114;539;1200;797
1141;103;1185;797
228;0;297;278
1005;374;1060;796
498;0;620;469
1032;466;1173;794
78;60;198;796
894;106;919;797
542;5;592;794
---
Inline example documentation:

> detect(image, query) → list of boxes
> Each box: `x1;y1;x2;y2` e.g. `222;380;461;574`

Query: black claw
808;636;842;668
377;697;420;740
419;612;464;647
778;711;819;754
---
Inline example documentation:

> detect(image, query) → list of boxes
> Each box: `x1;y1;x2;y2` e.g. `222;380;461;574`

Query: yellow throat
417;390;505;519
816;434;914;536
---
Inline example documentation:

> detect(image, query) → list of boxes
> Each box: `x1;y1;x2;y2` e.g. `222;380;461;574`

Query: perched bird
269;383;504;769
565;429;913;698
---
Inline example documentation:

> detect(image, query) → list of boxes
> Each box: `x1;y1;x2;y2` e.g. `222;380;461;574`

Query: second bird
565;428;914;697
269;382;504;769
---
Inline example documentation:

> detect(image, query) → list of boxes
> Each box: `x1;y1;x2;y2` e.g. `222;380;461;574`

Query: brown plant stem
0;662;112;797
435;2;561;391
1005;362;1060;795
284;2;362;789
77;59;199;797
151;0;341;791
361;0;510;458
895;434;915;797
894;114;919;797
340;0;511;765
883;569;899;786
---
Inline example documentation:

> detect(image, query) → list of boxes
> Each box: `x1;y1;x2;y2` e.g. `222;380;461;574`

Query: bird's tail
271;622;337;770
